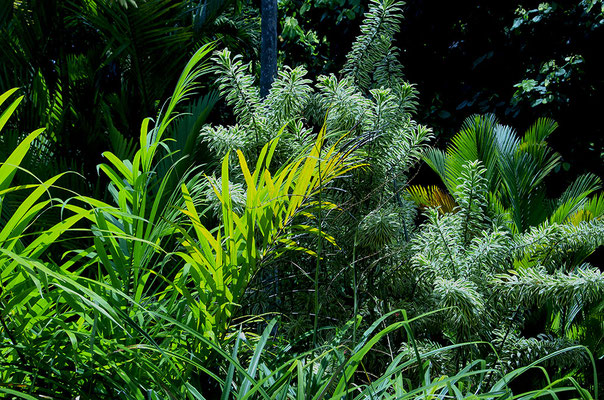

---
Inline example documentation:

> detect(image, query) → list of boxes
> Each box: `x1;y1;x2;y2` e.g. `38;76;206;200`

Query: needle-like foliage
404;159;604;374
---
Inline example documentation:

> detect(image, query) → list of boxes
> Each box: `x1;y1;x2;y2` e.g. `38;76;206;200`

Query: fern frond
568;192;604;224
522;117;558;144
497;147;552;232
422;146;449;183
550;173;602;224
516;119;562;190
446;114;500;193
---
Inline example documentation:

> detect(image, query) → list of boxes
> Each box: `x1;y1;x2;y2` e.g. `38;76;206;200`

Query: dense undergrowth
0;0;603;399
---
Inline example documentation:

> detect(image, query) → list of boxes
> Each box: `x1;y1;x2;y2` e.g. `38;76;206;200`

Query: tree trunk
260;0;277;98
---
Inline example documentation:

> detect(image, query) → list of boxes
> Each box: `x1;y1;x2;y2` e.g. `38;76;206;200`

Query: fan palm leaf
412;114;602;233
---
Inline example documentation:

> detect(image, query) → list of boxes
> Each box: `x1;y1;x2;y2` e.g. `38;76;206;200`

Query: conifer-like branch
342;0;405;91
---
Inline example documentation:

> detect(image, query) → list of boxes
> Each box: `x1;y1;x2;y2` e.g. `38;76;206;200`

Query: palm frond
406;185;456;213
551;173;602;224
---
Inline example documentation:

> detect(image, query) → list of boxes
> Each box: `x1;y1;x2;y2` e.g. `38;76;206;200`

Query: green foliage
1;1;602;397
0;0;257;194
204;6;430;189
494;264;604;311
204;49;316;161
277;0;365;73
265;66;313;127
403;158;604;376
418;114;601;233
201;1;437;351
213;48;262;129
0;42;363;396
313;74;371;133
410;162;507;337
187;314;597;400
342;0;405;91
512;55;585;107
514;219;604;270
510;2;602;110
0;89;89;282
174;124;361;340
358;206;403;250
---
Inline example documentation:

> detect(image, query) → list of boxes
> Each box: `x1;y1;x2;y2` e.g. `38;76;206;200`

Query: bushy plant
200;0;432;339
0;43;362;397
1;0;602;397
187;313;598;400
399;159;604;380
409;114;602;232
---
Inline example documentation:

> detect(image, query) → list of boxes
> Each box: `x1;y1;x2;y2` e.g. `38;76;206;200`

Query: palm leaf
406;185;456;213
551;174;602;224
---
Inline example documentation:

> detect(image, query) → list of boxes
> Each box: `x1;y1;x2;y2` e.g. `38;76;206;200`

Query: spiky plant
342;0;405;92
186;313;597;399
201;0;432;336
0;41;364;397
403;159;604;380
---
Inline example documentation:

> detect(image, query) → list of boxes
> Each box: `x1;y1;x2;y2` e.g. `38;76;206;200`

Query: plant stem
0;308;27;367
313;138;323;348
402;310;425;390
352;229;359;346
393;176;409;241
484;304;521;388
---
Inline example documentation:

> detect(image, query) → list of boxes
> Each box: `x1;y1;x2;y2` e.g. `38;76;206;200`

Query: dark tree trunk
260;0;277;98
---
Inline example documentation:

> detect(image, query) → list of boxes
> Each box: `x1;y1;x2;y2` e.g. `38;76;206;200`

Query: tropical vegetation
0;0;602;398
